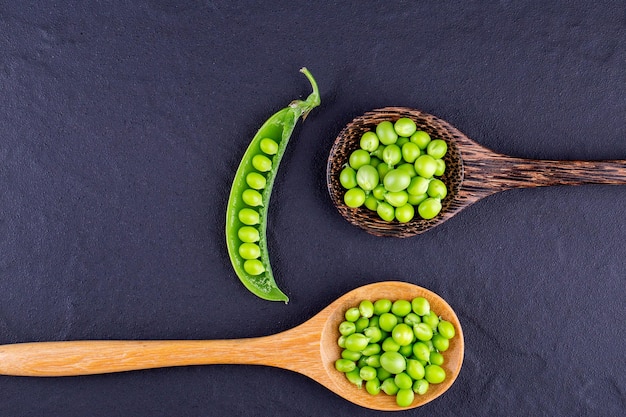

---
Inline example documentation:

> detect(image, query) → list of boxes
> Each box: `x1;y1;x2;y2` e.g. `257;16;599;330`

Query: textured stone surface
0;1;624;416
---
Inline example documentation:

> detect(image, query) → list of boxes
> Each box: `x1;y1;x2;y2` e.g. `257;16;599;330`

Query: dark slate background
1;1;625;416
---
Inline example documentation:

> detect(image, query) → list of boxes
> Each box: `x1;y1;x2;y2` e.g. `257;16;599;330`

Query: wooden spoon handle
0;336;315;377
466;156;626;193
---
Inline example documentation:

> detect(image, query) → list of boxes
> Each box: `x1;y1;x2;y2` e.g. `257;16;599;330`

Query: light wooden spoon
327;107;626;237
0;281;463;411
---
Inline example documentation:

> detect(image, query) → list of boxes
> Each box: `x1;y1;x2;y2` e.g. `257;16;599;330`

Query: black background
1;1;625;416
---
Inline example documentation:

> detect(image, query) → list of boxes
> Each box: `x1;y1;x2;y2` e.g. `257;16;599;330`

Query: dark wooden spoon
327;107;626;237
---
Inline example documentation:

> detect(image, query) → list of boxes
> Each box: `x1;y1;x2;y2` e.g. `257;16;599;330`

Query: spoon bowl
327;107;626;237
0;281;464;411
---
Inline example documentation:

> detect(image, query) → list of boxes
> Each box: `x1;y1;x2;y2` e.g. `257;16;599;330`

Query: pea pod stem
225;68;320;302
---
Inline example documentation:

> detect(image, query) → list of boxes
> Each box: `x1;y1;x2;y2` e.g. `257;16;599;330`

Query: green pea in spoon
0;281;463;411
327;107;626;237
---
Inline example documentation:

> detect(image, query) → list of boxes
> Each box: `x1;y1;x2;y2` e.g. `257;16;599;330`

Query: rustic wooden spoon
0;281;463;411
327;107;626;237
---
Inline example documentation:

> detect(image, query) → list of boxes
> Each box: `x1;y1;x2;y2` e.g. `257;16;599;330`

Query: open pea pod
225;68;320;302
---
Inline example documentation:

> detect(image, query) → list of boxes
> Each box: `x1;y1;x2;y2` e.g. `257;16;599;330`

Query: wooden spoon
0;281;463;411
327;107;626;237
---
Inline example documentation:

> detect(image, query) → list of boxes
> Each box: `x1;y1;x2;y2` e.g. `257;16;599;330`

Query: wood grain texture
327;107;626;237
0;282;463;412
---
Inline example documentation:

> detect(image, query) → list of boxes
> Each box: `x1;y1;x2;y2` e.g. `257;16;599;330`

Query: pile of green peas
334;297;456;407
339;118;448;222
235;137;280;276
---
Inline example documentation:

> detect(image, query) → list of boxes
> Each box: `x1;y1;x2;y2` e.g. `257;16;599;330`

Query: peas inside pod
225;68;320;302
334;297;456;408
339;118;449;223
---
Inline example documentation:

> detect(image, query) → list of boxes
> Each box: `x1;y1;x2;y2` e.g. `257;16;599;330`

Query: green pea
424;364;446;384
391;299;412;317
403;312;421;326
432;334;450;352
394;117;417;137
238;243;260;260
359;366;378;381
422;311;440;330
344;187;366;208
339;321;356;336
380;351;406;374
391;323;414;346
345;307;361;322
365;378;381;395
238;208;260;225
242;189;263;207
410;130;431;149
438;320;456;339
345;333;369;352
334;358;356;373
401;141;421;163
412;297;431;316
337;335;347;349
394;372;413;390
246;172;267;190
376;201;395;222
341;349;362;361
396;388;415;407
417;197;442;220
381;337;400;352
383;169;411;192
237;226;260;243
384;191;409;208
369;157;382;168
377;367;392;381
360;131;380;152
407;193;428;206
349;149;371;169
339;166;357;189
359;300;375;318
412;342;431;362
382;144;402;166
413;379;429;395
243;259;265;275
377;162;391;181
406;359;425;380
414;323;434;341
396;136;409;147
398;344;413;358
345;369;363;388
380;378;400;395
427;178;448;199
364;195;379;211
407;176;430;196
357;357;368;369
414;155;438;178
434;158;446;176
373;299;392;315
379;312;398;332
365;354;381;368
251;154;272;172
376;121;398;145
395;204;415;223
372;185;386;201
354;317;369;332
397;162;417;178
356;165;379;191
362;343;382;357
364;326;383;344
426;139;448;159
259;137;279;155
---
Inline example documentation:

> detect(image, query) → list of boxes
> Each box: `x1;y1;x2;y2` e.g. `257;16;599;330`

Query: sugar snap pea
225;68;320;302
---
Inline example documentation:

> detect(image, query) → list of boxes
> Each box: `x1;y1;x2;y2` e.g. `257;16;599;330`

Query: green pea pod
225;68;320;302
